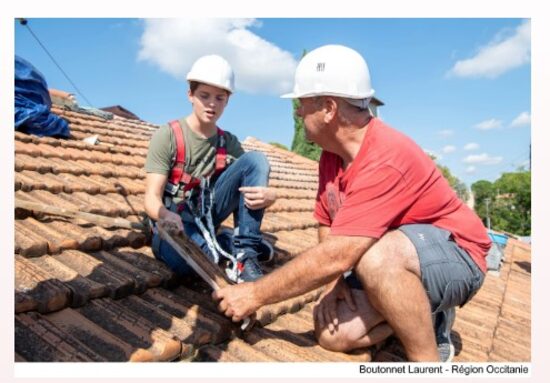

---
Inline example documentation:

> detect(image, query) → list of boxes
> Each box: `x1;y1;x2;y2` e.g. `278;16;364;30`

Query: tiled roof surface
14;105;531;362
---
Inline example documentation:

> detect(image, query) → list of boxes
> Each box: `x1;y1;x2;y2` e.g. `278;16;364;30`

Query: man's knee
356;230;419;291
240;151;270;174
313;289;387;353
314;321;357;353
314;317;391;353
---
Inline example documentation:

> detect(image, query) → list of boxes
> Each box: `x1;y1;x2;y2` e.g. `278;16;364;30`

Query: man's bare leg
314;288;393;352
355;230;438;361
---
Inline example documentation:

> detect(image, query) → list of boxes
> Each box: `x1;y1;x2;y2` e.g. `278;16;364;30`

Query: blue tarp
488;231;508;247
15;56;70;137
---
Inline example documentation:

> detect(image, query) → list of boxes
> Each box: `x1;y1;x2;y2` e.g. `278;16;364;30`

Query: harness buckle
164;181;179;196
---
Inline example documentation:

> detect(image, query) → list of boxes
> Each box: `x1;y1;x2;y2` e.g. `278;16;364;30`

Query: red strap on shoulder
168;120;185;186
215;127;227;174
168;122;227;191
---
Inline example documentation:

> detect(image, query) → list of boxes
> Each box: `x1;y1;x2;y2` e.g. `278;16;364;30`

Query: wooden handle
15;199;145;231
156;222;255;331
156;222;232;289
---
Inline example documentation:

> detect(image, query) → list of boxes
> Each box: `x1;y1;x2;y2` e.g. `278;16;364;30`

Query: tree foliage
269;142;289;151
427;155;470;202
436;162;470;202
289;49;322;161
471;171;531;236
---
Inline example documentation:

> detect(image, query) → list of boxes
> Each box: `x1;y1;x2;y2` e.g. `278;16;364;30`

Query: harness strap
185;183;241;282
168;120;186;187
215;128;227;175
167;120;227;193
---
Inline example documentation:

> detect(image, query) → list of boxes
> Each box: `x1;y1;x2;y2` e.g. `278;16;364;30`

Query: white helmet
281;45;375;100
186;55;235;93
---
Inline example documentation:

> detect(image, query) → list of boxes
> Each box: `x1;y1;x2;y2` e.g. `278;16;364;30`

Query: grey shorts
345;224;485;314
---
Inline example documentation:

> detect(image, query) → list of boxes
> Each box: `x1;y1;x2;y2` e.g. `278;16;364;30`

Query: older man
213;45;490;362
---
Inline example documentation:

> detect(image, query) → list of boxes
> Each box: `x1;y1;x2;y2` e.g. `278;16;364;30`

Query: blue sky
14;18;531;186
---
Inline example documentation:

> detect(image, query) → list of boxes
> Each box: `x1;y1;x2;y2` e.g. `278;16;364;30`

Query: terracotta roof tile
25;254;108;306
14;220;52;257
15;311;108;361
15;255;71;313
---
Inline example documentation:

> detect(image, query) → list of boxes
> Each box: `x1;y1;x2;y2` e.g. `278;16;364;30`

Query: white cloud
466;166;476;174
474;118;502;130
464;142;480;151
462;153;503;165
510;111;531;128
442;145;456;154
448;20;530;79
138;19;297;95
437;129;454;137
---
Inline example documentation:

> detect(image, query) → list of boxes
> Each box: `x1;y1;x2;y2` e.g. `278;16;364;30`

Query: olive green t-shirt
145;118;244;180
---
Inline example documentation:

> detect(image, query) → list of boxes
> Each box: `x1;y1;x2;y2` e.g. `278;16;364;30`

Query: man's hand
212;282;261;322
314;277;357;334
239;186;277;210
158;209;184;233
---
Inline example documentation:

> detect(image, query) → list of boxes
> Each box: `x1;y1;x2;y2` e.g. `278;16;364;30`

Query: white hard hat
281;45;375;100
186;55;235;93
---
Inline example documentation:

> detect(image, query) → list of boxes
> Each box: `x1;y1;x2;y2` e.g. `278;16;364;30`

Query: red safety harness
167;119;227;193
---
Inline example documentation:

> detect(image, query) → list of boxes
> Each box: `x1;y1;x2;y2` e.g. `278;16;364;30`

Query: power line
18;18;94;107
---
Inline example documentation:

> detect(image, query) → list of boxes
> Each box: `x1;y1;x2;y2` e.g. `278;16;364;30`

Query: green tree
471;180;494;228
269;142;289;151
471;180;494;205
492;171;531;235
289;49;322;162
429;155;470;202
290;98;322;161
470;171;531;236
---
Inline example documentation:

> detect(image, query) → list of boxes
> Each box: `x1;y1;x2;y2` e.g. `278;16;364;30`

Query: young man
144;55;276;282
213;45;491;362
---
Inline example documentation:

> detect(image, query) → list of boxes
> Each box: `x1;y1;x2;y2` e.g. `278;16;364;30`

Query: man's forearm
144;193;168;221
317;225;341;291
253;235;374;307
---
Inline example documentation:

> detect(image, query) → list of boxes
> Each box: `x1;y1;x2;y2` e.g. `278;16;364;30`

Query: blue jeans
151;151;270;276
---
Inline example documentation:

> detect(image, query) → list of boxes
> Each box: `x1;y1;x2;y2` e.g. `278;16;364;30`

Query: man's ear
187;89;193;103
323;97;338;123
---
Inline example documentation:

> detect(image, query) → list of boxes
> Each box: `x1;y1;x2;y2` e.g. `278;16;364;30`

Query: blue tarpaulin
488;231;509;247
15;55;70;137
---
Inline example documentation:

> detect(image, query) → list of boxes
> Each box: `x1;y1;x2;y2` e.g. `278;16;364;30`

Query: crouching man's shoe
435;307;456;362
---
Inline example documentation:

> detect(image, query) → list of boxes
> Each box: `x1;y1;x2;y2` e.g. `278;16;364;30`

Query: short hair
188;80;230;96
188;81;200;94
312;96;370;125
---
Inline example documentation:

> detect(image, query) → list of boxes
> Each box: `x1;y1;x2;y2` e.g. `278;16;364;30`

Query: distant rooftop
100;105;141;121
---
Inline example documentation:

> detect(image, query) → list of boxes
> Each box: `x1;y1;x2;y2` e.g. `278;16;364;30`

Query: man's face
188;83;229;125
296;97;325;143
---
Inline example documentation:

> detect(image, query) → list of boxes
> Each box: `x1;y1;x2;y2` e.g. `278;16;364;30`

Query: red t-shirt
314;118;491;273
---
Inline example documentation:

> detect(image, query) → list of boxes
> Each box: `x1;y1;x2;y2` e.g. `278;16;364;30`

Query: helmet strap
343;97;371;110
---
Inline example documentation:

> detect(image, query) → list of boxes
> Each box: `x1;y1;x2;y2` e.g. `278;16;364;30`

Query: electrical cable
18;18;94;107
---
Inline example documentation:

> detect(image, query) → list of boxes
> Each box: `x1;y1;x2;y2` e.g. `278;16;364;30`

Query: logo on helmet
316;62;325;72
